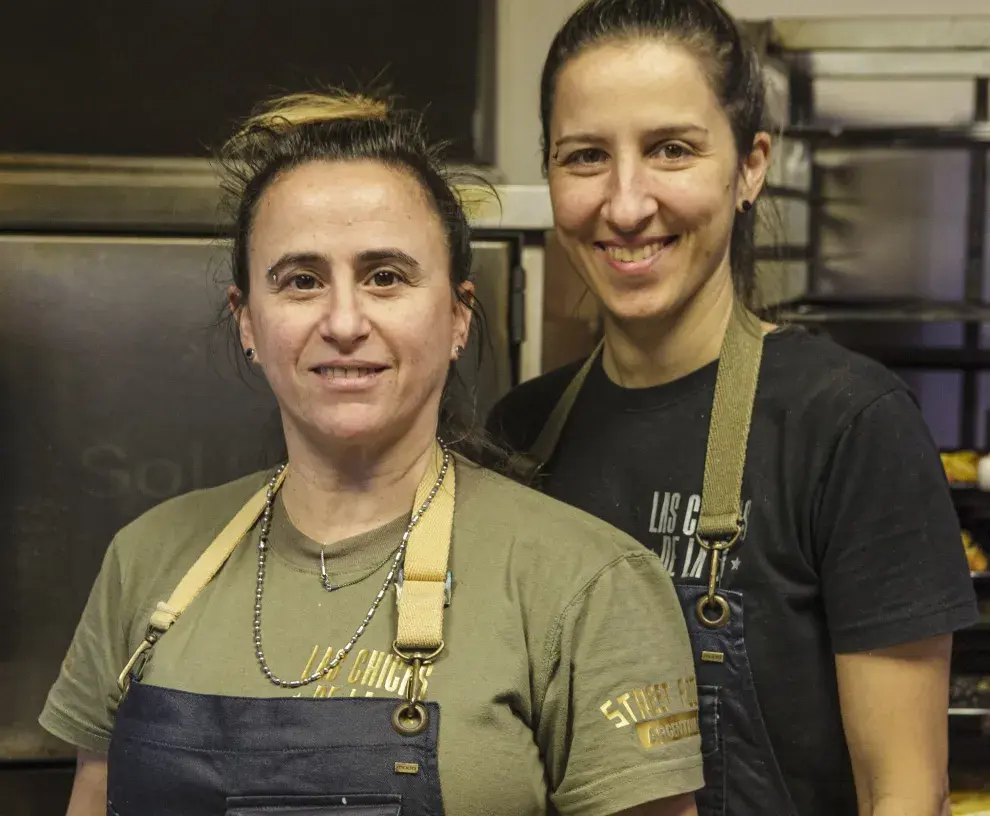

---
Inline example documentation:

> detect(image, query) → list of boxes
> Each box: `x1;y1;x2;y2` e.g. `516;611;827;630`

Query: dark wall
2;1;486;160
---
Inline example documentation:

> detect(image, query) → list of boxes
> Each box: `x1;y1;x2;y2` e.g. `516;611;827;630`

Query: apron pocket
695;685;725;816
226;793;402;816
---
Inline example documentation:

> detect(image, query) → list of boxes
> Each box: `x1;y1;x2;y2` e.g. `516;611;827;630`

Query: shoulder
454;457;662;586
760;327;915;428
486;359;585;451
110;470;272;569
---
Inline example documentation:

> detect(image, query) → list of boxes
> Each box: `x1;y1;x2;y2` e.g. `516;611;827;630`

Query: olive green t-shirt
40;459;703;815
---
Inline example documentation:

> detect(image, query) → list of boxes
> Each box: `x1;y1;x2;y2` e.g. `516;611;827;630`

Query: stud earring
739;200;753;212
245;348;255;361
452;345;465;360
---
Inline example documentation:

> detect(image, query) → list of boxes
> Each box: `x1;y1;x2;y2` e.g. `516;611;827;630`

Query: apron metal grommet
392;701;429;736
696;593;731;629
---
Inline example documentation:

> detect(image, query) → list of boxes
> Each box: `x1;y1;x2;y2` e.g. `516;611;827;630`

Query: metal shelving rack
762;18;990;449
760;18;990;788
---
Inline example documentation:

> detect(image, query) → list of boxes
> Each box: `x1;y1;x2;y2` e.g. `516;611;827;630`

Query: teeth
318;367;380;378
604;241;670;263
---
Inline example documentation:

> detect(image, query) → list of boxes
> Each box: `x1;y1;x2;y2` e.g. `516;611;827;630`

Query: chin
597;279;686;326
304;408;391;448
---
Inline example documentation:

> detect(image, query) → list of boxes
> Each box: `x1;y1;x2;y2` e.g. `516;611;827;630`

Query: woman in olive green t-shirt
40;90;703;816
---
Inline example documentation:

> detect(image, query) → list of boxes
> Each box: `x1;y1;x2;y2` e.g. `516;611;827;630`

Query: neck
279;425;438;545
602;267;736;389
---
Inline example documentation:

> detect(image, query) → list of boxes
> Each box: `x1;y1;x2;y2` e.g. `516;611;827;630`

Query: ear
452;281;474;352
228;285;256;357
737;131;772;209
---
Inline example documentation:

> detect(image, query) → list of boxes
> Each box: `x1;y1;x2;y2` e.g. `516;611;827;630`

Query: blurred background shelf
772;297;990;324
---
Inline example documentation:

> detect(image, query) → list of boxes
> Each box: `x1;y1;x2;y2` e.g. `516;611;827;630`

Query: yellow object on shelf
962;530;990;574
942;450;982;485
951;791;990;815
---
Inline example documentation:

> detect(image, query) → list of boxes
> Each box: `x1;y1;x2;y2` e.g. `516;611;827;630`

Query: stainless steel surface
0;155;550;232
800;50;990;79
0;155;223;232
462;241;513;416
770;17;990;50
0;235;281;761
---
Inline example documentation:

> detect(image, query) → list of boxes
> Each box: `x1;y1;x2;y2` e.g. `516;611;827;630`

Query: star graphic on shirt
730;557;741;571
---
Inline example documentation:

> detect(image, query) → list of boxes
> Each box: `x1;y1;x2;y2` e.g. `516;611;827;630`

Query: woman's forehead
250;160;446;261
552;40;721;132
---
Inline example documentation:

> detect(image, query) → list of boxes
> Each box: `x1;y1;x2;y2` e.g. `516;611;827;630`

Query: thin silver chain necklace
253;444;451;689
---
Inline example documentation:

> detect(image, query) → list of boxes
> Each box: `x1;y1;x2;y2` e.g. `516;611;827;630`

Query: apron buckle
390;642;444;737
695;593;731;629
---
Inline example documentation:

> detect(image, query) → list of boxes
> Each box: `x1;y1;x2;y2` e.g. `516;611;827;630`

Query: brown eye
289;273;319;290
565;147;608;166
371;269;403;287
658;143;690;161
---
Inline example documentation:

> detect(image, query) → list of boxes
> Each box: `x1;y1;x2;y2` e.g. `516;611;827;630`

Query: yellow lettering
632;688;651;719
617;692;638;723
653;682;671;713
600;700;630;728
384;658;404;693
361;650;386;687
326;686;339;697
635;711;700;750
313;685;329;699
644;684;669;716
418;664;433;698
397;667;413;697
347;650;370;684
644;686;660;717
375;655;396;689
678;676;698;710
316;647;342;682
348;687;361;698
301;645;320;678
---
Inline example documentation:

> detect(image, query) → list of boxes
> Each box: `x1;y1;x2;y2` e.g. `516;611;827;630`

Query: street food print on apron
521;309;798;816
109;445;455;816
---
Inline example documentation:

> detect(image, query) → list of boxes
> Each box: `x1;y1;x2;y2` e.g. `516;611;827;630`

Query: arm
836;634;952;816
540;552;704;815
66;750;107;816
616;793;698;815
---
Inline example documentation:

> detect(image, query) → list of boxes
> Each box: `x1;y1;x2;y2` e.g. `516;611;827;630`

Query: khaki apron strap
119;444;455;691
153;469;289;633
395;444;455;654
522;338;604;478
697;307;765;541
118;468;289;690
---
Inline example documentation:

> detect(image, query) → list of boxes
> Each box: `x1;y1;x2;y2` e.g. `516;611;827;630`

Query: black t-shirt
487;326;979;816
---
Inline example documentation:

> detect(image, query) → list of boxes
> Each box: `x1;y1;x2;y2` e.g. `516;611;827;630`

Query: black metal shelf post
963;78;989;448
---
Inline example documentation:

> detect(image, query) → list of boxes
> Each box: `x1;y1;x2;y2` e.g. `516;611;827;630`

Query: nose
602;158;659;234
318;281;371;350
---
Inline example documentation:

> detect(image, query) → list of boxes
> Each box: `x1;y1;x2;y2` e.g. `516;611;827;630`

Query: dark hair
217;91;507;467
539;0;768;308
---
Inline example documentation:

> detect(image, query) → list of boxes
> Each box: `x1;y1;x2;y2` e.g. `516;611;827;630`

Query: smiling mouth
313;366;388;379
598;237;679;262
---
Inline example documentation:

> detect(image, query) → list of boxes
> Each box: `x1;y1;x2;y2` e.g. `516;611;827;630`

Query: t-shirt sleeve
538;551;704;816
815;389;979;653
38;537;130;755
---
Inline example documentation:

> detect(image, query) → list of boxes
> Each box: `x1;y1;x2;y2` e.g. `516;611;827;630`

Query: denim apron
520;308;796;816
107;446;455;816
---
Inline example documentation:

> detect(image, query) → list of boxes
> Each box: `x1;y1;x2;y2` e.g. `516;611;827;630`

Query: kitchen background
1;1;989;813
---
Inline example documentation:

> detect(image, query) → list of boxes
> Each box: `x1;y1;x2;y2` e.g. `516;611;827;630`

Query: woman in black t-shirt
487;2;979;815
